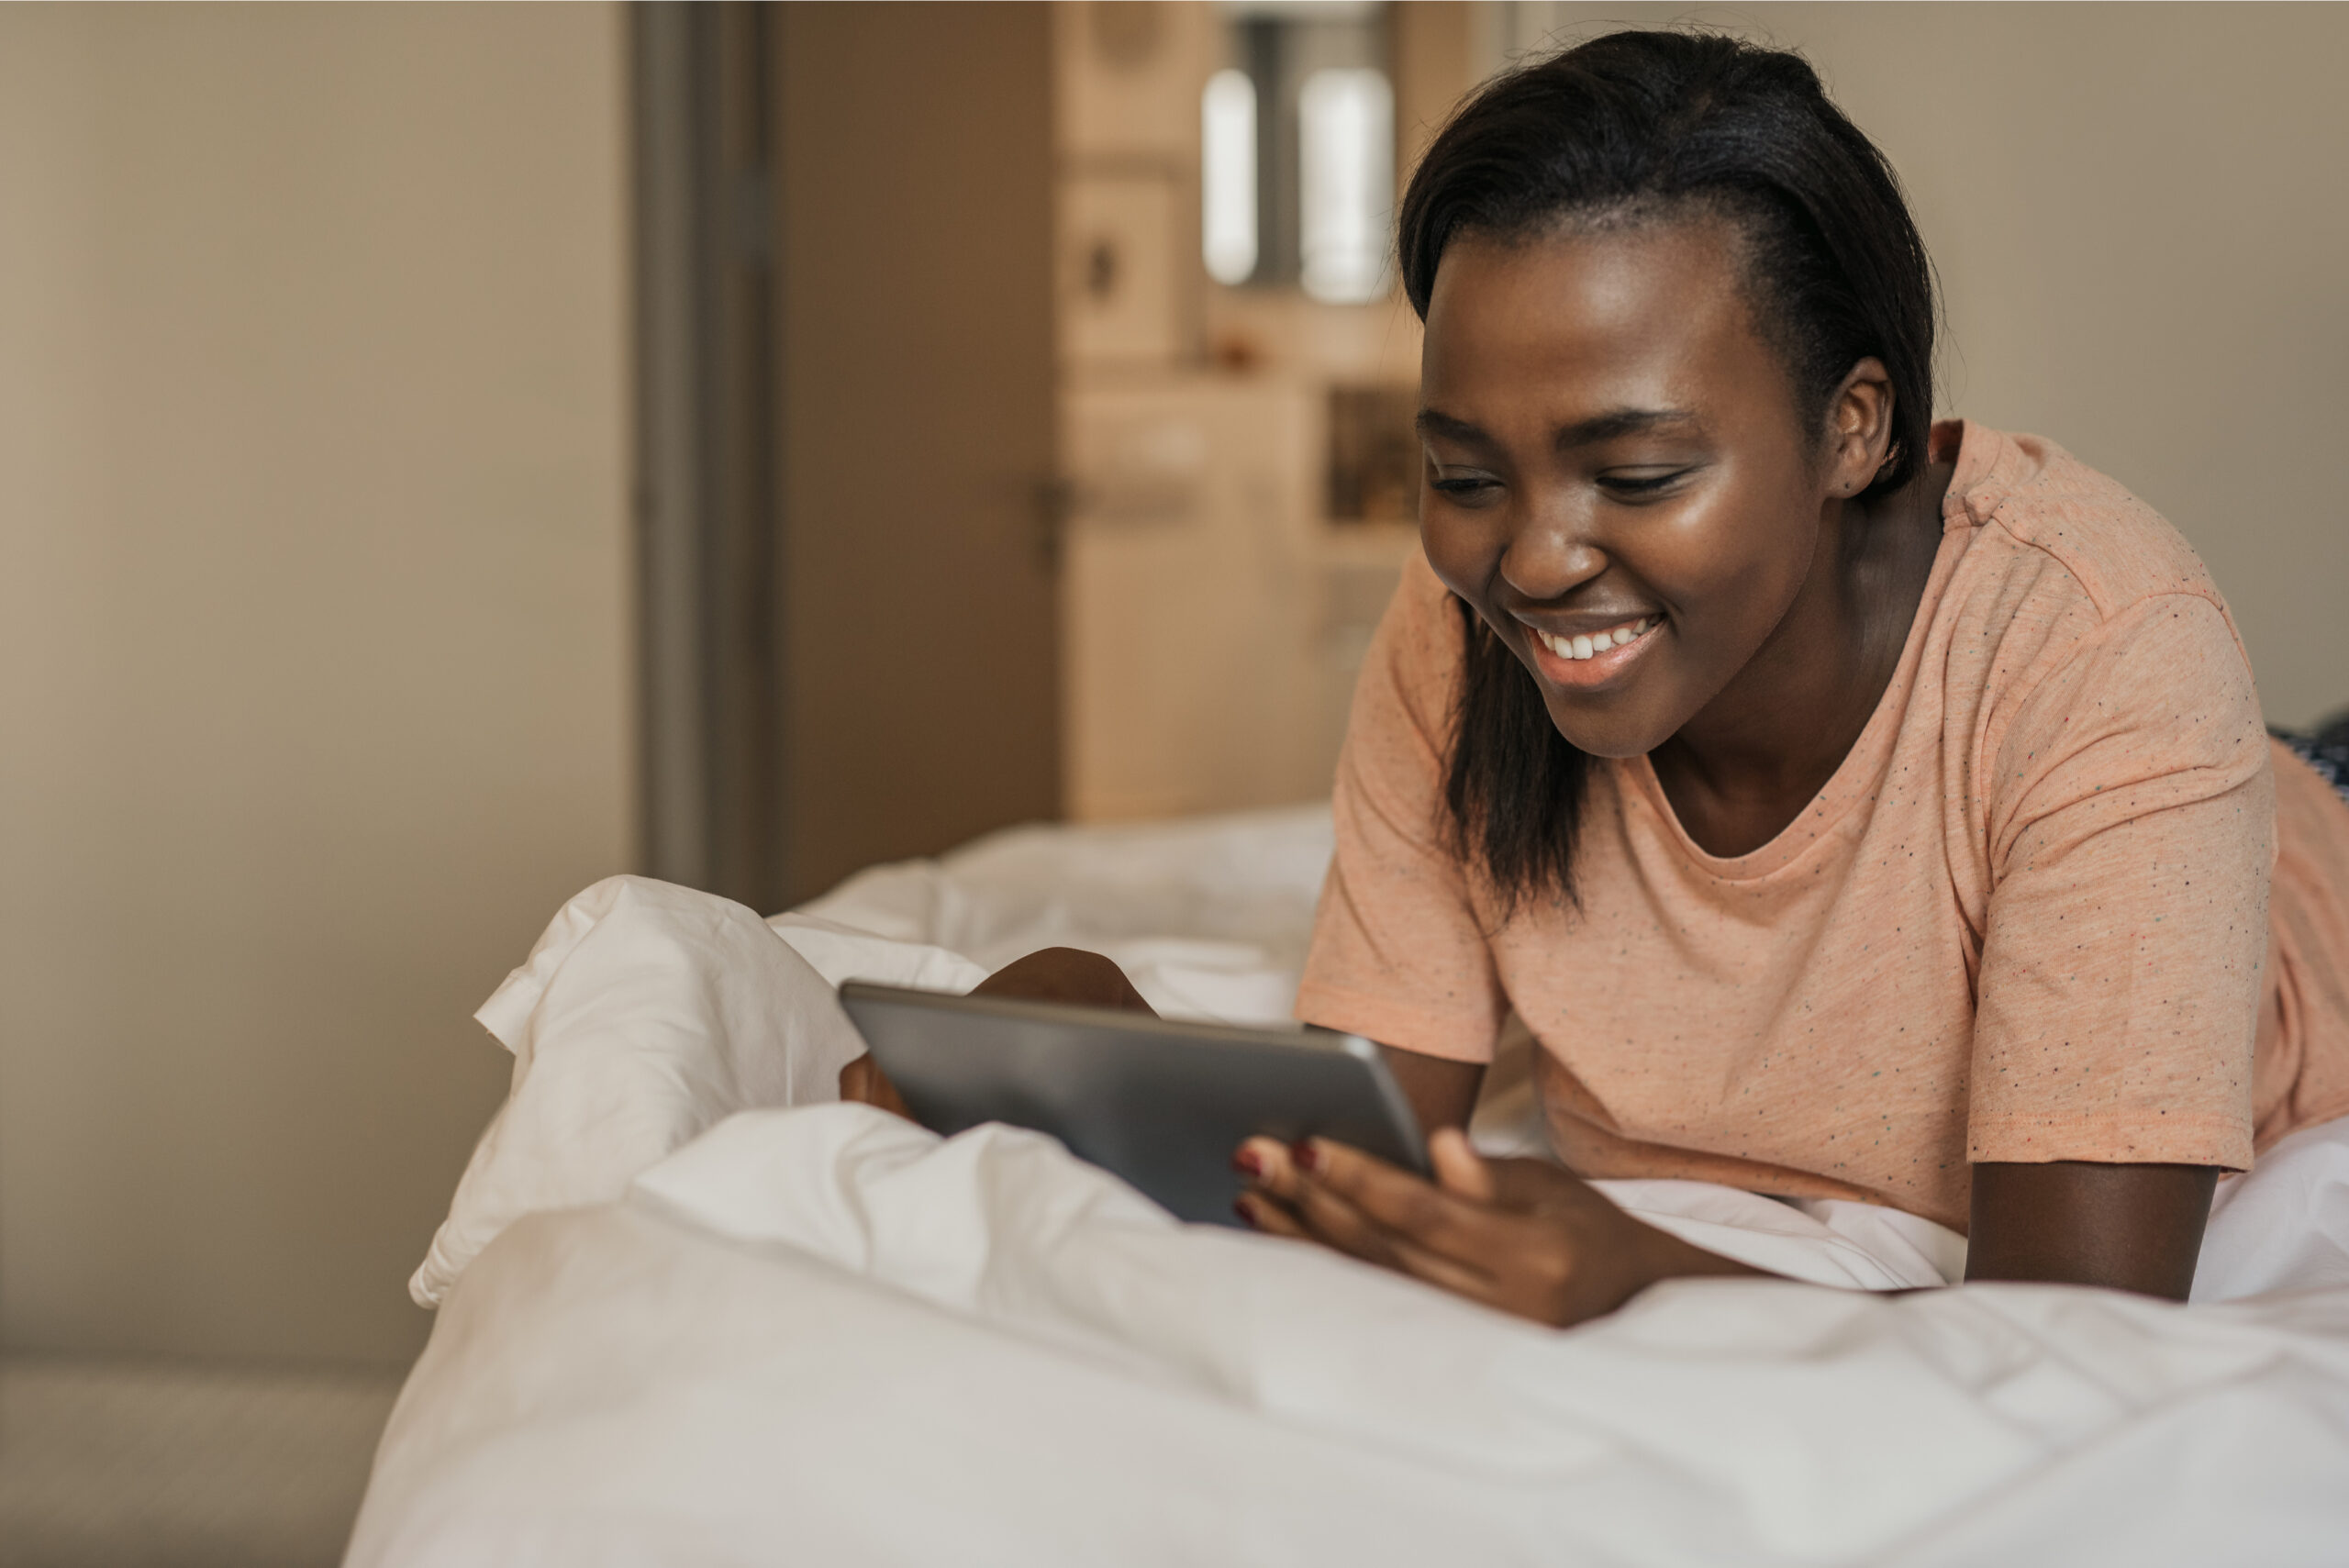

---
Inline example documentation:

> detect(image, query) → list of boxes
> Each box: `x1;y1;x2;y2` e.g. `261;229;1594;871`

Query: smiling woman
1220;29;2349;1321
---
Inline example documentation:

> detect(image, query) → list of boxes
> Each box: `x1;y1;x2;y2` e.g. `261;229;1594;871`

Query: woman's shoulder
1926;423;2268;823
1939;419;2234;628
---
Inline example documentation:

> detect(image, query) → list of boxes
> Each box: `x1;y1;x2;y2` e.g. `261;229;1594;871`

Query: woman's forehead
1419;220;1772;411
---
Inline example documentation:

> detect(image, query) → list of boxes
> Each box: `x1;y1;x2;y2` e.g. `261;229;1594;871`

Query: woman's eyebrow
1553;407;1699;448
1415;407;1488;444
1414;406;1700;448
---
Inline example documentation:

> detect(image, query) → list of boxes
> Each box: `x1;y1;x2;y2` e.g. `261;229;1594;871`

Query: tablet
837;981;1428;1227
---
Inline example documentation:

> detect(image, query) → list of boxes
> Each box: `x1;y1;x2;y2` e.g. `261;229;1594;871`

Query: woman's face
1418;220;1842;760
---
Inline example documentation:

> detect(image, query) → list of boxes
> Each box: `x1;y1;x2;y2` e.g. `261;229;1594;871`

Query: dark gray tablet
838;981;1428;1227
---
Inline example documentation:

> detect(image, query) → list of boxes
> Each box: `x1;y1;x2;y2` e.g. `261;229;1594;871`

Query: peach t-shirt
1297;421;2349;1230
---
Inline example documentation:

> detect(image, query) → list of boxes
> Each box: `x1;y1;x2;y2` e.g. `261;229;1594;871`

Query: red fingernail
1233;1148;1263;1179
1292;1140;1321;1173
1233;1195;1256;1226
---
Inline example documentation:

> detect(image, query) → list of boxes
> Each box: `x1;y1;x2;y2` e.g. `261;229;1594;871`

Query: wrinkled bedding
351;807;2349;1566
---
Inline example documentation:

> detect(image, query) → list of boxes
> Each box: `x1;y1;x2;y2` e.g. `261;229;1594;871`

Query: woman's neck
1649;461;1954;858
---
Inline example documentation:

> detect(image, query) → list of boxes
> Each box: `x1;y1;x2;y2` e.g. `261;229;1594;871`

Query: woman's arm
1236;1135;2221;1326
1966;1161;2216;1298
1377;1045;1485;1136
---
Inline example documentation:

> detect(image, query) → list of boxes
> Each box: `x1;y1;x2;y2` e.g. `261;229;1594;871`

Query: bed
346;806;2349;1566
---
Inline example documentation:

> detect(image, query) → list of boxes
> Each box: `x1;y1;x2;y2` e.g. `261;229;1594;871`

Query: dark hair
1398;29;1936;910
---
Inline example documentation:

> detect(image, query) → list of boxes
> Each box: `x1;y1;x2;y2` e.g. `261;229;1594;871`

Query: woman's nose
1497;500;1606;603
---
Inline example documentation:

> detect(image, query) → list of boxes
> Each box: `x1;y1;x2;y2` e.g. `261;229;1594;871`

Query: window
1297;67;1392;303
1200;69;1258;285
1201;5;1392;297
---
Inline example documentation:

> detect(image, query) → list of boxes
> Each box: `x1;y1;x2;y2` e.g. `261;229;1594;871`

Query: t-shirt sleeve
1294;556;1508;1062
1968;593;2274;1169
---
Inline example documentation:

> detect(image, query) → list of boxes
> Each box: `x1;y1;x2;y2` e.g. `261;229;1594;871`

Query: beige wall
1510;4;2349;728
0;5;631;1363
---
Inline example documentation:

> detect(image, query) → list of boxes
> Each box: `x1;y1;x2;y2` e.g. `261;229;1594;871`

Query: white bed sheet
354;807;2349;1565
353;1105;2349;1566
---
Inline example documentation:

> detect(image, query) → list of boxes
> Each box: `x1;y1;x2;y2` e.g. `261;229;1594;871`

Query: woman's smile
1524;614;1663;688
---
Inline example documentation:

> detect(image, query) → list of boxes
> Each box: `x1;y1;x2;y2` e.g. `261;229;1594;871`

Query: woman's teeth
1536;617;1654;662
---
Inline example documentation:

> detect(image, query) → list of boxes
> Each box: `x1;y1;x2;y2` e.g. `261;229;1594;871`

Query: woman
870;30;2349;1325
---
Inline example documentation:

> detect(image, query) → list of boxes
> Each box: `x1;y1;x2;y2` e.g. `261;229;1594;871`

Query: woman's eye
1597;469;1692;498
1428;474;1500;501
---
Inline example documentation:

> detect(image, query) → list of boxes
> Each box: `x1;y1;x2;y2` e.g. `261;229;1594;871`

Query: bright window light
1297;67;1393;304
1201;69;1258;285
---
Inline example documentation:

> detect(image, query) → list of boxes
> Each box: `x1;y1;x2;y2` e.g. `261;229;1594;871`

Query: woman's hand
838;1052;910;1115
1234;1129;1762;1327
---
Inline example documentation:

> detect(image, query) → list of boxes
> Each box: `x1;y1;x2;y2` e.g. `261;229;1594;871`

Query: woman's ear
1823;356;1896;498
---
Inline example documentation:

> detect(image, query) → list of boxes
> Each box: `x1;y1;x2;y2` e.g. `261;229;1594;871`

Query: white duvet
351;810;2349;1566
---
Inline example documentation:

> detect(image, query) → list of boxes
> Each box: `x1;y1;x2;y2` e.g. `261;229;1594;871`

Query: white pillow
410;876;986;1307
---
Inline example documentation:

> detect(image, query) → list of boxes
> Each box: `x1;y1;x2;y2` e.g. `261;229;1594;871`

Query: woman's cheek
1418;517;1497;608
1649;498;1800;638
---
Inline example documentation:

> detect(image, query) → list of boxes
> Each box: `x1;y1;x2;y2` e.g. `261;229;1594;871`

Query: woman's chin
1542;706;1677;761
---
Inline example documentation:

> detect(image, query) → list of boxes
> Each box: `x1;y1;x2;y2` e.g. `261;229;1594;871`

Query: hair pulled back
1400;29;1937;909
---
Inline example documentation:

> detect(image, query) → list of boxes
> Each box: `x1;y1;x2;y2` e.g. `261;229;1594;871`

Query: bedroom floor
0;1353;404;1568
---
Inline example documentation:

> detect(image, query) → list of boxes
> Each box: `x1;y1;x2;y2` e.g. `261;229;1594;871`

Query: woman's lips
1527;615;1661;689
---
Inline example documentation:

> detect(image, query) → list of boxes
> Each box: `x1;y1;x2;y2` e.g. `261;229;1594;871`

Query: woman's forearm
1619;1162;2222;1307
1965;1161;2217;1300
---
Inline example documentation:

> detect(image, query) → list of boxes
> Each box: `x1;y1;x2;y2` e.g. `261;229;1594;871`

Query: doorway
634;2;1061;911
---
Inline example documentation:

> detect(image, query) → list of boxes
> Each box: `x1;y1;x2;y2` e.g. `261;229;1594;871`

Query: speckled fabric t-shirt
1297;420;2349;1231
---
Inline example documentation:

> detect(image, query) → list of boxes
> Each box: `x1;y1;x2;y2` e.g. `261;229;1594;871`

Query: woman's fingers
1233;1189;1310;1238
1274;1163;1419;1270
837;1053;910;1117
1234;1134;1671;1328
1428;1127;1497;1202
1235;1135;1293;1184
1241;1135;1513;1278
1234;1139;1364;1249
1238;1137;1408;1266
1246;1147;1511;1302
1297;1138;1511;1262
